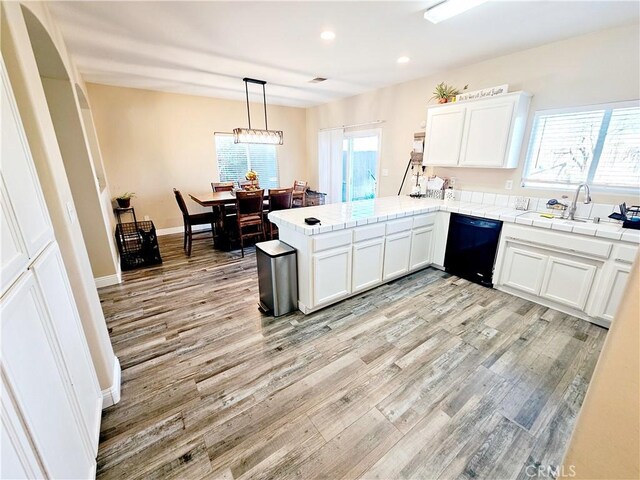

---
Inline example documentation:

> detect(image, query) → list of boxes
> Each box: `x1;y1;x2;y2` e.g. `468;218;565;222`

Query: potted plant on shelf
431;82;469;104
115;192;135;208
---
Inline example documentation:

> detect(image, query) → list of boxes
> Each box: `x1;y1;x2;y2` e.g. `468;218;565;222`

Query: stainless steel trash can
256;240;297;316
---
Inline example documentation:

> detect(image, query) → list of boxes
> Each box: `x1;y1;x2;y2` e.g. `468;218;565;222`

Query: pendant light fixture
233;77;283;145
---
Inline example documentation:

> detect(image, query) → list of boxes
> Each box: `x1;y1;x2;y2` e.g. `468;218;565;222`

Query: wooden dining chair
292;180;307;207
173;188;216;256
267;188;293;239
211;182;235;192
235;189;265;257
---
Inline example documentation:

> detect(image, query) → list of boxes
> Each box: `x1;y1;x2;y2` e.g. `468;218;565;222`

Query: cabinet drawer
413;214;436;229
353;223;385;243
612;244;637;264
386;218;413;235
504;224;612;259
313;230;352;252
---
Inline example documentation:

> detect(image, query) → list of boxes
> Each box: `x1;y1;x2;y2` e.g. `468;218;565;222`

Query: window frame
342;128;382;202
521;99;640;194
214;132;280;188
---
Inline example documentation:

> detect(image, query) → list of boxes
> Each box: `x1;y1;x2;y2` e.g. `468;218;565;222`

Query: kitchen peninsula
269;195;639;327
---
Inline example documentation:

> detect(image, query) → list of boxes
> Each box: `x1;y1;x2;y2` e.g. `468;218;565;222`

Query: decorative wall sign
456;84;508;102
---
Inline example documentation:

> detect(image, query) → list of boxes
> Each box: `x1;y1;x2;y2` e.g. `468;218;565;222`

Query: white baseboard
156;224;209;236
95;271;122;288
101;356;121;409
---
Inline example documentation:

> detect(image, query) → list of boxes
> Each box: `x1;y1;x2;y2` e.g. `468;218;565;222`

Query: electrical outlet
505;180;513;190
144;215;150;221
449;177;457;188
382;169;389;177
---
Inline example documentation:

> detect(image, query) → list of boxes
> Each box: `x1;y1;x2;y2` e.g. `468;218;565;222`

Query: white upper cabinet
423;104;466;166
423;91;531;169
0;180;28;296
0;60;53;260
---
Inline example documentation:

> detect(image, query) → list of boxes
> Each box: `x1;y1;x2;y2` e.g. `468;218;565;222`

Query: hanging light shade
233;128;283;145
234;78;283;145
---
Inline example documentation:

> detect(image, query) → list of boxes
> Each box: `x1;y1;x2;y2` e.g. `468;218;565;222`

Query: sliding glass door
341;129;381;202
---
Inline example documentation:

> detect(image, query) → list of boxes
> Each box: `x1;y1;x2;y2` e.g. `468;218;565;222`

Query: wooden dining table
189;191;270;250
189;191;266;208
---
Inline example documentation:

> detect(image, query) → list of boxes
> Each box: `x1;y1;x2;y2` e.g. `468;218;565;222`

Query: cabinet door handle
614;257;633;264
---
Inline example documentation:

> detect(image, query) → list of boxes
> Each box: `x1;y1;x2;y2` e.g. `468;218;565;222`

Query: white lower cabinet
593;262;632;322
539;256;597;310
501;245;548;295
352;238;384;293
313;246;352;306
409;226;434;271
1;273;95;479
501;244;597;311
383;231;412;280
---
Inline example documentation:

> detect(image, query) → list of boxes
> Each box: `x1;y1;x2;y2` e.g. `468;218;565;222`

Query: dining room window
214;133;279;189
522;101;640;192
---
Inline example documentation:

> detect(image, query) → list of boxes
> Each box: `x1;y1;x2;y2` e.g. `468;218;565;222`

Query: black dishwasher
444;213;503;288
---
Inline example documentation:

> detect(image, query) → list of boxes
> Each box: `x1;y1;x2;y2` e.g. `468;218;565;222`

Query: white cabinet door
540;256;597;310
0;180;28;296
383;231;412;280
410;226;434;271
593;262;631;322
459;97;516;167
423;105;466;166
0;273;95;479
31;244;101;453
1;61;53;259
500;245;548;295
352;238;384;293
313;246;352;306
1;380;46;480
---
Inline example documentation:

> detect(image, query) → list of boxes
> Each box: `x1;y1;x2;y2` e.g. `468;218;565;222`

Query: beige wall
87;83;307;230
562;258;639;479
305;23;640;205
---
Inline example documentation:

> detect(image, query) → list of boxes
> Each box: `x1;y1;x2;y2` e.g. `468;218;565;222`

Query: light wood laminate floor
97;233;606;480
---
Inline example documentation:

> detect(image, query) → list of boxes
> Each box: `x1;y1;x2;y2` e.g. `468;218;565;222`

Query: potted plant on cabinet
431;82;468;104
115;192;135;208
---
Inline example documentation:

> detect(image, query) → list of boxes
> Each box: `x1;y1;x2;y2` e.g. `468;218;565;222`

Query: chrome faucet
567;183;592;220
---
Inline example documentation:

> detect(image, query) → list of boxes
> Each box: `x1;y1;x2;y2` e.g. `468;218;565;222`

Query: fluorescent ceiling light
424;0;489;24
397;56;410;64
320;30;335;41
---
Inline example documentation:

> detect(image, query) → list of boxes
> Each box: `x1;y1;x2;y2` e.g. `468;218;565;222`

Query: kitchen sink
516;211;622;232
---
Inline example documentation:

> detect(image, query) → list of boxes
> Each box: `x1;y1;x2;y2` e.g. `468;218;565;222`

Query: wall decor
456;84;508;102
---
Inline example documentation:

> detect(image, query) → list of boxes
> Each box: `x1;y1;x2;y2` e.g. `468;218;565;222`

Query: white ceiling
48;1;639;108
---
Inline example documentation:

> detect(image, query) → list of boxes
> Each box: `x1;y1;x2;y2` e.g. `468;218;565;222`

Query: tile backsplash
454;189;619;223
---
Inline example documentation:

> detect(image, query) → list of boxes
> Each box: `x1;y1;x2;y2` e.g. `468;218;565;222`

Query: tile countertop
268;195;640;244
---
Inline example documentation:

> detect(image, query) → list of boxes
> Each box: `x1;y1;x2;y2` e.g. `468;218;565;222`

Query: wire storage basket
115;220;162;270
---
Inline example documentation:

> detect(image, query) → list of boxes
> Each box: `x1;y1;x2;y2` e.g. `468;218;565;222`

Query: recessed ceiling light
320;30;336;41
424;0;489;24
397;56;410;64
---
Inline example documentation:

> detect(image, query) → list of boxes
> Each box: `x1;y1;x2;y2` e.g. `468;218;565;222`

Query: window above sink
522;100;640;193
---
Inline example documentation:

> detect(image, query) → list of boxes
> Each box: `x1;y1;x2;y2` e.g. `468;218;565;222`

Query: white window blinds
522;102;640;191
214;134;279;189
